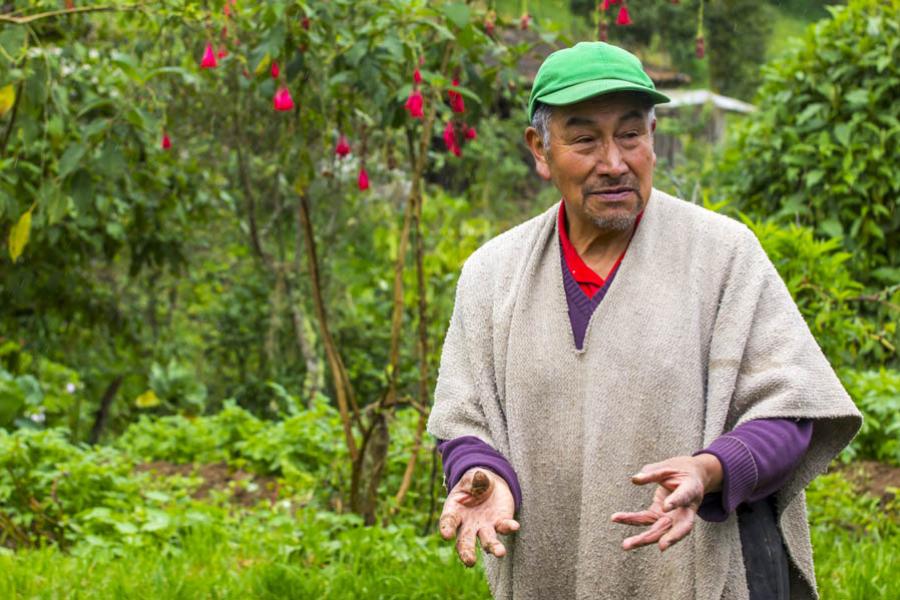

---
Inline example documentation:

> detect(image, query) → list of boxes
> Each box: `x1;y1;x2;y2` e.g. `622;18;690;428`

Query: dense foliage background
1;0;897;597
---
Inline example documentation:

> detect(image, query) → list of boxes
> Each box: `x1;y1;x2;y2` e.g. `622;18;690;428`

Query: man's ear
650;117;657;134
524;127;552;181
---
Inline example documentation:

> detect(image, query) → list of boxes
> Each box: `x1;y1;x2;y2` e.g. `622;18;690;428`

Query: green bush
721;0;900;285
839;368;900;465
744;217;894;368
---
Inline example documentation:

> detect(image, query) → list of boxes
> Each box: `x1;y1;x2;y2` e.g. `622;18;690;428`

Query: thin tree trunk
297;193;359;461
88;375;124;445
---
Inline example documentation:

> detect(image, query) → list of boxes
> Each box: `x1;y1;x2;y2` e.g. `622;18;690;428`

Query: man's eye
574;137;594;144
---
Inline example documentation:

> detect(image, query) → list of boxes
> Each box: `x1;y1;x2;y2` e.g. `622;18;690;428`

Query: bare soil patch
836;460;900;509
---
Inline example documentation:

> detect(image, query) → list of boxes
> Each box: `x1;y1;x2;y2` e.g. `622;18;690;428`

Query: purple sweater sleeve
437;436;523;512
696;418;813;522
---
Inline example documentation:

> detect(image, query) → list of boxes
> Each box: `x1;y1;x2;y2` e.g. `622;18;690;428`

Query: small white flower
30;412;46;424
66;383;77;394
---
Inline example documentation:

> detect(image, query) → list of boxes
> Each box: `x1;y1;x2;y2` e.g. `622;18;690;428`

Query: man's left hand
610;454;723;552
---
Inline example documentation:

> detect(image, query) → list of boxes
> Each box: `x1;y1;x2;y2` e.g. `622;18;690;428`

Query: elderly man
426;42;860;600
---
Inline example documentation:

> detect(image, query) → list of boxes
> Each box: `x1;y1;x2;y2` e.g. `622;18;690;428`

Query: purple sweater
436;232;813;520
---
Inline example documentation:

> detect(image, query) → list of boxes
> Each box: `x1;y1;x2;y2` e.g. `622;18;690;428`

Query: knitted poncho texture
427;189;861;600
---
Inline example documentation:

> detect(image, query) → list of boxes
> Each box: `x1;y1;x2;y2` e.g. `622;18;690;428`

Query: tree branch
0;4;143;25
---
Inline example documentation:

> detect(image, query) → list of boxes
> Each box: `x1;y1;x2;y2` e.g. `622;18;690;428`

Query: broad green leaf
8;205;33;263
833;123;851;147
441;3;471;29
58;143;86;179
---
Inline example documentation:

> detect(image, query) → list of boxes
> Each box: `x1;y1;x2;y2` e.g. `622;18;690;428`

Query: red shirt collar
558;201;643;294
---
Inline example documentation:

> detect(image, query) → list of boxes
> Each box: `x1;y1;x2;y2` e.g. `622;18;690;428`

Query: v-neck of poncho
556;200;643;350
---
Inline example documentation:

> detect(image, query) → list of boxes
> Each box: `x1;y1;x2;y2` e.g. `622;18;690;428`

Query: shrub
839;368;900;465
721;0;900;285
744;217;893;368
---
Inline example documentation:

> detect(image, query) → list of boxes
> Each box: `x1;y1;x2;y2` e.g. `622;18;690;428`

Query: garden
0;0;897;598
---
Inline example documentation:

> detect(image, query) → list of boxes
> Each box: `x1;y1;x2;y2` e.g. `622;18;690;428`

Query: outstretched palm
611;455;720;552
439;468;519;567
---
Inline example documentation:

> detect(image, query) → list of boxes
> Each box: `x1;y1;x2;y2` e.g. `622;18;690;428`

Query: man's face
527;92;656;231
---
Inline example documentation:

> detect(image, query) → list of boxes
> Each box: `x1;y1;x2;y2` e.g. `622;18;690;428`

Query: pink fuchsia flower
216;46;228;59
335;134;351;157
271;61;280;79
200;43;218;68
443;121;461;156
448;79;465;114
413;68;422;85
616;4;632;26
520;13;531;30
405;89;424;119
161;133;172;150
464;126;477;140
273;86;295;111
358;167;369;191
302;16;311;30
485;18;495;36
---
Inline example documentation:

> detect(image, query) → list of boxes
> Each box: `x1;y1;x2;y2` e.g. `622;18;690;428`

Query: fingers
478;526;507;558
610;510;658;526
661;481;701;512
631;468;680;486
621;515;672;551
456;526;478;567
494;518;520;535
439;511;460;540
659;510;695;552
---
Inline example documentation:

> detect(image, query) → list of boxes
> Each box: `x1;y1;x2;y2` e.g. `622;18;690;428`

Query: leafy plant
720;0;900;285
839;368;900;465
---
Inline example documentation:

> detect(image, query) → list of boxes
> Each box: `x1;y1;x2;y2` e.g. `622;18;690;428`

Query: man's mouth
588;187;635;202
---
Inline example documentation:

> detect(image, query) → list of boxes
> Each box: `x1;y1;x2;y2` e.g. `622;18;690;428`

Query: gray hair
530;99;656;152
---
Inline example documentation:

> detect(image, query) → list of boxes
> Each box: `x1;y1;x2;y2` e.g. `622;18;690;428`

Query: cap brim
538;78;670;108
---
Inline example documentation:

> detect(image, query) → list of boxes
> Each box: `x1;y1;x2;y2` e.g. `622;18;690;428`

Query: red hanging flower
413;68;422;85
301;16;311;30
448;79;465;114
271;61;280;79
485;17;495;36
404;89;424;119
335;134;351;157
200;43;218;69
520;13;531;30
216;46;228;59
273;86;295;111
443;121;461;156
357;167;369;191
616;4;632;26
695;35;705;59
161;133;172;150
601;0;613;10
465;126;477;140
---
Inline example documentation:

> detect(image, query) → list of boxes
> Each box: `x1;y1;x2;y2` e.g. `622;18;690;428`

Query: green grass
0;519;492;599
808;472;900;599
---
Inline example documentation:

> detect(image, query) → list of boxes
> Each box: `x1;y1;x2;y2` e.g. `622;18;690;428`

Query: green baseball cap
528;42;670;121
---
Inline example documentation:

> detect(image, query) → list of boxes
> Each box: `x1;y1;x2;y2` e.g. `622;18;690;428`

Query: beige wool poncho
427;189;861;600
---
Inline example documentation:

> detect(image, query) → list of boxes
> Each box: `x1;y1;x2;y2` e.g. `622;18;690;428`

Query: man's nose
593;142;629;178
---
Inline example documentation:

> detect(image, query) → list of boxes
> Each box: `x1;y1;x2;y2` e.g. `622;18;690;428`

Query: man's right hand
439;467;520;567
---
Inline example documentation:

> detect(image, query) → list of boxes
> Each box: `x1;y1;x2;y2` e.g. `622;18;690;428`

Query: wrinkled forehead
552;92;654;128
